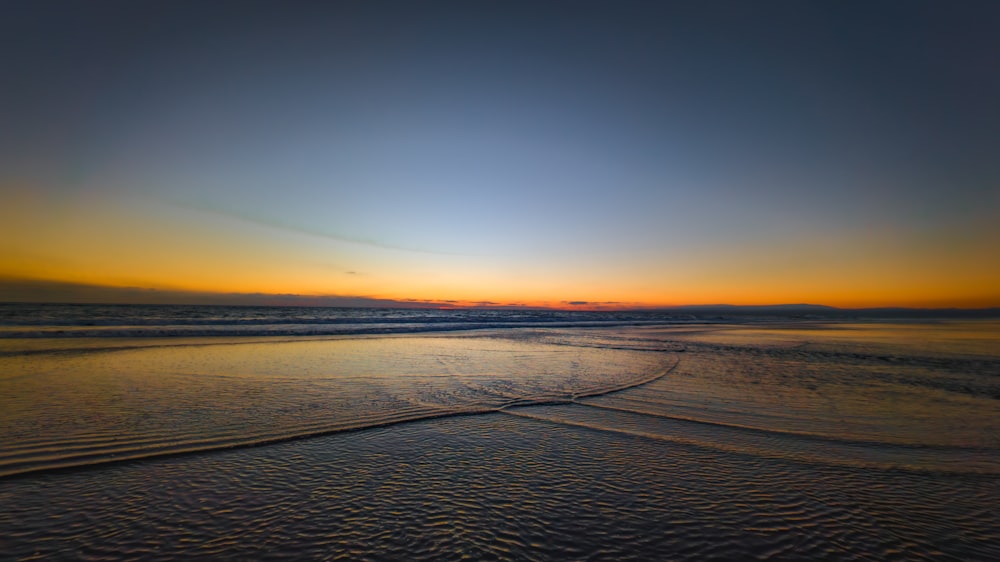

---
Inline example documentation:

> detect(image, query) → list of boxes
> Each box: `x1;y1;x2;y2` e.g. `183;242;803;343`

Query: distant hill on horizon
646;303;1000;319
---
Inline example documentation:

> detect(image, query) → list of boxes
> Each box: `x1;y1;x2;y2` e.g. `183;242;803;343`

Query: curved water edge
6;412;998;562
576;401;991;453
3;321;998;480
0;355;681;480
0;337;679;478
3;319;999;561
503;407;1000;477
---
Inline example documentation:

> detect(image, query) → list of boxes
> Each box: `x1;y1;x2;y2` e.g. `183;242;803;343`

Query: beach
6;1;1000;558
2;314;998;560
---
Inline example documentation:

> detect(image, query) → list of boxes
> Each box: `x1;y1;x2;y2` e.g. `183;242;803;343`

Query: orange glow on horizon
1;271;997;310
2;187;998;310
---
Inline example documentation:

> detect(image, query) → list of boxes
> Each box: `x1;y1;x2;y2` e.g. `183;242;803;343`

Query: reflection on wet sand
1;322;998;560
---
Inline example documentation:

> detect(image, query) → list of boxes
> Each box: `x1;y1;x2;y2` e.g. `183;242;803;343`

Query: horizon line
1;276;998;313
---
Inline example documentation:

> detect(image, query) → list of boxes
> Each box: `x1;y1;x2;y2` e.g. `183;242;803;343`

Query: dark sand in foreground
2;323;998;560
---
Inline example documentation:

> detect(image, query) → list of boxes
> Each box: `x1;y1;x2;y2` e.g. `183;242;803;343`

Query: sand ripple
0;332;674;477
3;323;997;560
2;415;997;561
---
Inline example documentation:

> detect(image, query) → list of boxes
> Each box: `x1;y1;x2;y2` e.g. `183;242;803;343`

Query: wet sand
2;323;998;560
3;412;998;561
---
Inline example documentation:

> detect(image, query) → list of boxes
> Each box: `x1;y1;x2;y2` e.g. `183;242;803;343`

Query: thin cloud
164;197;472;256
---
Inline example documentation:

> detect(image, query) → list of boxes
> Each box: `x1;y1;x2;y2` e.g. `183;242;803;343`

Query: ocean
1;304;998;560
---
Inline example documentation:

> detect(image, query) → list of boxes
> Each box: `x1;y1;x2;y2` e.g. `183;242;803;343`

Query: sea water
1;305;998;560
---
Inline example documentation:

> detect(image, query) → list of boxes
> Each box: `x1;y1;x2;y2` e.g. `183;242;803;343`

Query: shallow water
0;331;672;477
1;321;998;560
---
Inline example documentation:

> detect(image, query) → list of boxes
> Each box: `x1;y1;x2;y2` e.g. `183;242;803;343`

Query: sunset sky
2;0;999;308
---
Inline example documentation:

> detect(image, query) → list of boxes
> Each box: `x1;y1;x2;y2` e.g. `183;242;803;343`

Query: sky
2;0;999;309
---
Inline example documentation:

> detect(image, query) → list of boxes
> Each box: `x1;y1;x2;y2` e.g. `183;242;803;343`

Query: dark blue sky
2;1;999;306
